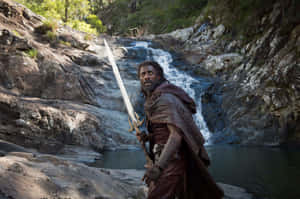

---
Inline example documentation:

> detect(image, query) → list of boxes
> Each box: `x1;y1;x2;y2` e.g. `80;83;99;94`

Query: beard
141;79;164;96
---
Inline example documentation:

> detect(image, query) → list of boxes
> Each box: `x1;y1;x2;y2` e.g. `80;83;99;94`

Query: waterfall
126;41;211;144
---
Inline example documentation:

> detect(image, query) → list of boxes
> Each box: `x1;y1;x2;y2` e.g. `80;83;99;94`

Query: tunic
147;123;185;199
144;81;224;199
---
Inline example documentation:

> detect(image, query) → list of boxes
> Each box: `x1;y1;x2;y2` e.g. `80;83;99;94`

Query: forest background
16;0;298;41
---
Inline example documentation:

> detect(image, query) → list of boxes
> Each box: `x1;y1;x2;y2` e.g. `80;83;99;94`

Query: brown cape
144;81;224;199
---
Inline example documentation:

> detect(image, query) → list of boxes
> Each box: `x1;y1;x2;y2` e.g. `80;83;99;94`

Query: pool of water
89;145;300;199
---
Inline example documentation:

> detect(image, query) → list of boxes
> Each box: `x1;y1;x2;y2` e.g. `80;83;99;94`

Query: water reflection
89;146;300;199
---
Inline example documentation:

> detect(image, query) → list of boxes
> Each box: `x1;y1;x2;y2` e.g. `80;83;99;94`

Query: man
137;61;224;199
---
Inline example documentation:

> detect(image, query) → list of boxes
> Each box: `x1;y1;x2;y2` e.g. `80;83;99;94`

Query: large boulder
0;152;146;199
0;91;104;154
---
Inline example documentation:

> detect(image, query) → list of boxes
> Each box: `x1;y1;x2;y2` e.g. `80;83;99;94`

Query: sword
104;39;153;165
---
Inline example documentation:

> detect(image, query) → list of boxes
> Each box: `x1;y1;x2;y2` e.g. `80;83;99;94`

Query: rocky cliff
146;1;299;146
0;0;141;156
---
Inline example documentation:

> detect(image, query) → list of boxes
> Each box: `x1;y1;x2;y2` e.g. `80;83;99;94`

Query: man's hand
143;164;161;185
136;131;150;142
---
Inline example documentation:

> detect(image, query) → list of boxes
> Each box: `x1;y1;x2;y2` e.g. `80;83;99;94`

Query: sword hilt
128;112;144;132
128;113;153;166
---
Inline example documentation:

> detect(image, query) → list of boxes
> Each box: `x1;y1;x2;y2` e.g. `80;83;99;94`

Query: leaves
15;0;106;35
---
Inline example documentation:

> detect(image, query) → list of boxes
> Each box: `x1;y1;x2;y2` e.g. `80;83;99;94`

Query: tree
63;0;90;22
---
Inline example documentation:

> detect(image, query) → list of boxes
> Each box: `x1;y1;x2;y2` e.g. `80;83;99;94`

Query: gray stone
213;24;226;39
161;27;194;42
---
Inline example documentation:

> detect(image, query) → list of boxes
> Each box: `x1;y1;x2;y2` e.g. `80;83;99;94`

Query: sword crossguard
128;112;144;132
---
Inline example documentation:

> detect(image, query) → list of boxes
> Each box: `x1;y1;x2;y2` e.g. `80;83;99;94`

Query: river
89;146;300;199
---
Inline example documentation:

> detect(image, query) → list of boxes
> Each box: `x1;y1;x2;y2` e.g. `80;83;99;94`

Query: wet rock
0;139;30;153
221;183;252;199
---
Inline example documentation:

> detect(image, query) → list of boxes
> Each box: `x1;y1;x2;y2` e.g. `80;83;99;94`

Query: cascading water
126;41;211;144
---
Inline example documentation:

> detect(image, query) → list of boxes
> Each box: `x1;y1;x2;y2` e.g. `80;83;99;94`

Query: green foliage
34;20;59;42
15;0;106;34
43;20;59;33
66;20;98;35
86;14;106;33
16;0;63;20
60;40;71;46
46;30;57;41
35;20;58;41
25;48;38;59
178;0;208;14
99;0;208;35
84;34;93;41
64;0;91;21
16;0;90;21
202;0;276;36
12;30;21;37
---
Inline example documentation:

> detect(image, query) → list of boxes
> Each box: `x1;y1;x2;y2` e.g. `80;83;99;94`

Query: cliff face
0;0;140;154
148;1;300;146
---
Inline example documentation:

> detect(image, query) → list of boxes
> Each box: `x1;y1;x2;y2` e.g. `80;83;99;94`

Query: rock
148;1;300;146
213;24;226;39
0;153;146;199
0;139;31;153
161;27;194;42
220;183;252;199
56;145;102;163
0;0;142;153
203;53;243;75
0;91;105;154
59;34;89;50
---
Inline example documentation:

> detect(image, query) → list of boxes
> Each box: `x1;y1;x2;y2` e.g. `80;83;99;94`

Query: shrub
35;20;58;34
66;20;98;35
84;34;93;41
59;40;71;46
86;14;106;33
25;48;38;59
16;0;105;35
46;30;57;41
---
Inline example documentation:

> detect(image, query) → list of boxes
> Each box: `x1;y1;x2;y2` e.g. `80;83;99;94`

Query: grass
46;30;57;42
59;40;71;46
35;20;59;35
12;30;21;37
25;48;38;59
84;34;93;41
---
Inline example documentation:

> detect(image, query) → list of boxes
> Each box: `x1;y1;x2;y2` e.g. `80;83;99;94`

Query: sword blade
104;39;137;124
104;39;153;166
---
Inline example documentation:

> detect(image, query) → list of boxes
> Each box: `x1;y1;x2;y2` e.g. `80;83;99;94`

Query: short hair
137;61;165;79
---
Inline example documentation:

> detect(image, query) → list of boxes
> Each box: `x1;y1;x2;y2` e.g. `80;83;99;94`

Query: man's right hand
136;131;150;142
143;164;161;186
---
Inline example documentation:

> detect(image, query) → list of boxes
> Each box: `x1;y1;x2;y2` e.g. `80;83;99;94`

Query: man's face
139;65;161;94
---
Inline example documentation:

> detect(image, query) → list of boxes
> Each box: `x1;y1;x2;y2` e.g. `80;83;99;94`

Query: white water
128;41;211;144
